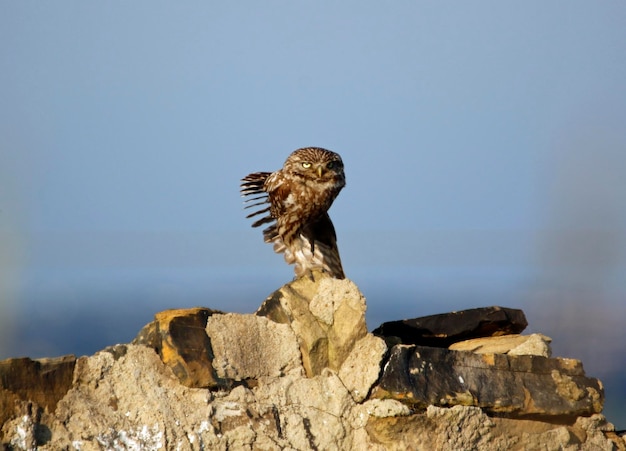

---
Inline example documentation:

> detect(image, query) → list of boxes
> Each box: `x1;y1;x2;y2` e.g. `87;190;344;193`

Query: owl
241;147;346;279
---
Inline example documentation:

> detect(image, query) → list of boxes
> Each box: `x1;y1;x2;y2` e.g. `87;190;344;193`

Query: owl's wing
241;172;273;227
255;171;295;244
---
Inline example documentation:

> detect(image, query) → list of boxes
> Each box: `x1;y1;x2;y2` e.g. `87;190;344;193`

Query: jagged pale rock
373;306;528;348
487;412;625;451
205;312;304;380
449;333;552;357
1;274;624;450
251;370;357;450
573;415;626;451
132;307;222;388
366;406;625;451
338;333;387;402
0;344;375;450
1;345;214;450
256;270;368;376
364;405;499;450
358;399;412;418
371;344;604;417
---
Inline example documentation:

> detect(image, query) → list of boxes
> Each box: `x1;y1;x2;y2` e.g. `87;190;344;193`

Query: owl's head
284;147;345;183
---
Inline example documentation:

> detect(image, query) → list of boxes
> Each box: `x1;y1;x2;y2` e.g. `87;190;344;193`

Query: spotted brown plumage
241;147;346;279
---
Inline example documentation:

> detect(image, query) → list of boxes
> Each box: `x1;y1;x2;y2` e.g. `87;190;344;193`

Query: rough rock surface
372;344;604;417
366;405;623;451
449;333;553;357
338;333;388;402
205;312;304;380
1;274;624;450
256;270;368;376
0;355;76;427
3;345;622;451
133;307;222;388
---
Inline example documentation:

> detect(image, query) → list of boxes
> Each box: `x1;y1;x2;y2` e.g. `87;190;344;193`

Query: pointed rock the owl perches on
241;147;346;279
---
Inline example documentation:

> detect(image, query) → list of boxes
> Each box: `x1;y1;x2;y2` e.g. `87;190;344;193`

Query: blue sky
3;3;625;235
3;2;623;232
1;3;625;420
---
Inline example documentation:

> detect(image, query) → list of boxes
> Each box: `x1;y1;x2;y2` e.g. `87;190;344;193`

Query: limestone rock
338;333;388;402
0;345;366;450
366;406;625;451
205;312;304;380
358;399;412;418
364;406;501;450
507;333;552;357
133;307;222;388
373;306;527;348
1;279;624;450
371;344;604;417
449;333;552;357
256;270;368;376
252;370;357;449
1;344;622;450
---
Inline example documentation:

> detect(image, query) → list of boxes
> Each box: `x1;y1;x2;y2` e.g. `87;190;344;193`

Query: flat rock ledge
1;272;624;450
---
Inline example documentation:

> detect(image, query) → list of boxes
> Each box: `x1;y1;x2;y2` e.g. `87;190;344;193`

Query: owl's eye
326;161;335;169
301;162;312;169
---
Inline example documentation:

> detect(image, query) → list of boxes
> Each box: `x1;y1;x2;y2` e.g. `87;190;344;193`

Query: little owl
241;147;346;279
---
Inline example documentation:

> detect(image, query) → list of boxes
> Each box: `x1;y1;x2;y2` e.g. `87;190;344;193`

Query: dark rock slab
372;306;527;348
0;355;76;425
370;344;604;418
133;307;223;388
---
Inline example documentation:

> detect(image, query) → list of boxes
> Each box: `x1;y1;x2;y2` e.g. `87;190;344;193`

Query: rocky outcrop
133;307;223;388
256;271;368;377
0;355;76;428
371;344;603;417
206;313;304;381
365;404;624;451
449;333;552;357
1;272;624;450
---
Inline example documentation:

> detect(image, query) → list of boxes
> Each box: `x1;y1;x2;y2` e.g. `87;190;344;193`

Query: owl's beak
316;165;324;177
